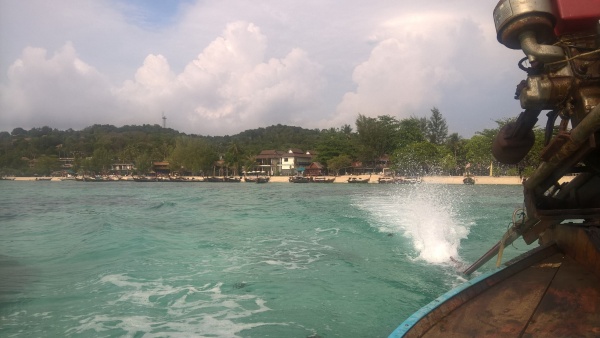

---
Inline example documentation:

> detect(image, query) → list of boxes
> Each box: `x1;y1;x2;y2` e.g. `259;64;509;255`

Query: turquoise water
0;181;528;337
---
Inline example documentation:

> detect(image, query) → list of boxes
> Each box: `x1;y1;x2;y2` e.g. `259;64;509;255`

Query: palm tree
225;141;243;176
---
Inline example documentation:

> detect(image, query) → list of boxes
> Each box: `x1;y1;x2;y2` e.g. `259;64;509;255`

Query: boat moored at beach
244;176;257;183
378;176;399;184
256;176;270;183
244;175;270;183
462;176;475;185
398;176;422;184
289;175;310;183
311;176;335;183
203;176;241;182
347;176;370;183
133;176;157;182
390;1;600;336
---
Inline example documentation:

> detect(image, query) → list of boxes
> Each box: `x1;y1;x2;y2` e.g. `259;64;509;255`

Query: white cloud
332;11;509;129
0;1;525;136
0;20;327;135
0;42;114;129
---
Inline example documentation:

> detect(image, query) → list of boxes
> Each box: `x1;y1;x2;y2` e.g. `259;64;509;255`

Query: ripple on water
61;273;278;337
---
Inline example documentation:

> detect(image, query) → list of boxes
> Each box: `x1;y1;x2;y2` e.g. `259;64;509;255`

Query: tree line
0;108;544;177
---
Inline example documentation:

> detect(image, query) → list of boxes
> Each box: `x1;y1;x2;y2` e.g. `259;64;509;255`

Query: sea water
0;181;528;337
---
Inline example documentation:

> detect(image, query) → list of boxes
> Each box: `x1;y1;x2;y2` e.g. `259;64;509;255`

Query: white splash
357;184;470;265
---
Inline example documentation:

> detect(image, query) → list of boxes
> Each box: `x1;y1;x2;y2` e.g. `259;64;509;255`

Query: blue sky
0;0;525;136
115;0;194;29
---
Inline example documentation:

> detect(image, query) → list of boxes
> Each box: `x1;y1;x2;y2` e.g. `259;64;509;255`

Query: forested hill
2;123;319;152
0;123;325;175
1;109;544;177
216;125;321;154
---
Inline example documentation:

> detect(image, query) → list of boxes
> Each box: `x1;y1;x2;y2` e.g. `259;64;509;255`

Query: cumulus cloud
113;21;325;135
1;21;326;135
332;11;513;131
0;1;525;136
0;42;115;129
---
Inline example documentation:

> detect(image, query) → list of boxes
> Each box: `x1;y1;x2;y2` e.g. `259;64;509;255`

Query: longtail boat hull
391;227;600;337
390;1;600;336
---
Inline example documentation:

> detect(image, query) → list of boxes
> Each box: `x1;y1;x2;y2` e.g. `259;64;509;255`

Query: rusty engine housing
492;0;600;235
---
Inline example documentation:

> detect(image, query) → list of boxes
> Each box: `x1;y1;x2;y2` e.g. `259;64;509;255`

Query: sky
0;0;527;137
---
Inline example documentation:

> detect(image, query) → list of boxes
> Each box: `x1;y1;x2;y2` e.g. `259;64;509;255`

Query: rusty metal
494;0;557;49
467;13;600;276
396;6;600;337
523;104;600;191
540;132;570;161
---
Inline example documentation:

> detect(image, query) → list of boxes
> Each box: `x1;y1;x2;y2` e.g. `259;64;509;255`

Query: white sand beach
269;175;522;184
8;175;576;185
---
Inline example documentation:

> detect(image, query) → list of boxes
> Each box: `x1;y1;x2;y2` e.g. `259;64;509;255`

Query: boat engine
465;0;600;274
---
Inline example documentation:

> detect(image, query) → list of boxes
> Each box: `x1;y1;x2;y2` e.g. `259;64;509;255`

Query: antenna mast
162;112;167;128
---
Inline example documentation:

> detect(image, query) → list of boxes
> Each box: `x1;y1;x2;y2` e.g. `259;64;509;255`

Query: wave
65;274;280;337
147;201;177;210
356;185;471;265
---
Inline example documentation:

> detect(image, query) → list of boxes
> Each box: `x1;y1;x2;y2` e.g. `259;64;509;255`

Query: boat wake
357;185;471;265
65;273;279;337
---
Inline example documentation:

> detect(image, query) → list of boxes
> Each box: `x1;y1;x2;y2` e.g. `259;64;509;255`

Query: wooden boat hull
245;176;270;183
389;225;600;337
289;176;310;183
378;178;396;184
312;177;335;183
347;178;369;183
390;2;600;336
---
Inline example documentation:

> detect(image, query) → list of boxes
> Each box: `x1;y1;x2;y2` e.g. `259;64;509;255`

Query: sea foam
357;184;471;265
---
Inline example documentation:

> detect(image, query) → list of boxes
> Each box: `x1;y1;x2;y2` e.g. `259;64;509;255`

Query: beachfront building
304;162;325;176
111;163;134;175
350;155;390;175
280;149;313;176
255;150;284;176
152;161;170;175
375;154;390;174
59;157;75;169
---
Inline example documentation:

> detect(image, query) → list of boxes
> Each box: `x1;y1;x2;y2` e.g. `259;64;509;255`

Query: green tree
397;117;426;149
315;127;357;166
341;124;353;135
224;141;243;176
242;155;258;174
33;155;61;175
327;154;352;176
135;152;152;175
118;144;140;164
464;134;493;175
445;132;467;175
391;141;444;175
79;157;93;176
169;137;219;175
11;127;27;136
355;114;400;163
426;107;448;145
440;153;458;175
151;141;174;162
91;147;113;173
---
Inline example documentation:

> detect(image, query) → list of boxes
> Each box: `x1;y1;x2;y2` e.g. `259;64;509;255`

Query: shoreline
4;175;576;185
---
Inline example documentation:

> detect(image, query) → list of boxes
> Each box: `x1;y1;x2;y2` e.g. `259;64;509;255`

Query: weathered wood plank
421;254;562;337
523;255;600;337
